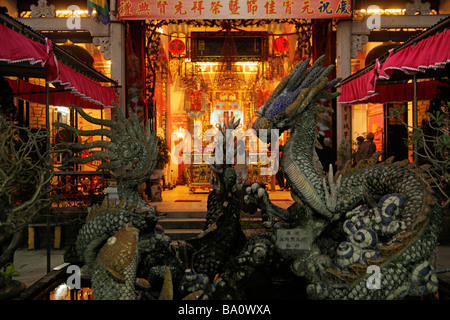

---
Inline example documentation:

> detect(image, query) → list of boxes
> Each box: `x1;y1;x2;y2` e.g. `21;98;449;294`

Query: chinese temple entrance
120;1;347;192
165;22;311;190
139;19;336;189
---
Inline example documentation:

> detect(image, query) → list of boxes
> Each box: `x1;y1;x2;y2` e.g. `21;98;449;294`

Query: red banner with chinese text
117;0;351;20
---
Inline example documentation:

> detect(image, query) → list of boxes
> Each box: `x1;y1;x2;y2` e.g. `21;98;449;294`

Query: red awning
6;78;107;110
0;23;49;67
47;62;117;108
339;28;450;105
339;67;378;104
348;80;442;104
379;29;450;80
0;23;117;108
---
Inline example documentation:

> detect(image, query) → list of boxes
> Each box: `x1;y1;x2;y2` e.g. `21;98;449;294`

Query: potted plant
0;263;24;299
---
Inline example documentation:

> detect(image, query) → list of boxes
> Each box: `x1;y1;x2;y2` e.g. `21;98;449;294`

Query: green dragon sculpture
184;119;275;300
54;103;169;299
66;55;442;300
54;103;158;209
243;55;442;299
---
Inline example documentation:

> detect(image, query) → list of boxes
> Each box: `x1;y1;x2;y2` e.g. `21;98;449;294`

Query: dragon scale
288;123;442;299
282;107;333;219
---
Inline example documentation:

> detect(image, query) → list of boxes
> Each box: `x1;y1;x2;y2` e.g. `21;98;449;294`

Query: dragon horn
260;58;310;115
285;58;311;91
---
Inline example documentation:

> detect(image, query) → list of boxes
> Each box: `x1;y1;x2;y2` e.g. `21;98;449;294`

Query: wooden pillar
28;227;35;250
336;20;352;168
110;8;126;114
54;226;62;249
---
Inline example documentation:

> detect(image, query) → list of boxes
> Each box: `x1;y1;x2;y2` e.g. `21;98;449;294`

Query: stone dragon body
244;55;442;299
63;56;442;300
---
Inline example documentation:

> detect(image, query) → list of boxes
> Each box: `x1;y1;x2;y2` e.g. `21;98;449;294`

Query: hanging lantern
169;38;185;54
273;37;289;52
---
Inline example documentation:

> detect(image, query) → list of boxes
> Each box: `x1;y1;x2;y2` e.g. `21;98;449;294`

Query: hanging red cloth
339;68;378;104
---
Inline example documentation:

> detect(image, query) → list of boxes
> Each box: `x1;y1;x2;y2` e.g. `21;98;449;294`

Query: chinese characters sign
117;0;351;20
275;227;313;257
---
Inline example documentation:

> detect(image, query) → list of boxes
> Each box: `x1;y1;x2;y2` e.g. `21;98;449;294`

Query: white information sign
275;227;313;257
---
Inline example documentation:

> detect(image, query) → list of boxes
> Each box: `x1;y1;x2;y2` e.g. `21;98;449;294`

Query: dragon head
252;55;341;143
53;102;158;207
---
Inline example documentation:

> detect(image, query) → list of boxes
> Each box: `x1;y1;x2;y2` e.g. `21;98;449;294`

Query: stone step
159;212;267;241
157;211;207;218
156;212;206;241
158;211;264;221
158;218;206;230
165;229;204;241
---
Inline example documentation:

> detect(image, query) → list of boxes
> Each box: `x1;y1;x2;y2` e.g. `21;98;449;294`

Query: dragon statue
54;103;158;209
63;55;442;300
54;104;171;299
243;55;442;299
63;105;275;300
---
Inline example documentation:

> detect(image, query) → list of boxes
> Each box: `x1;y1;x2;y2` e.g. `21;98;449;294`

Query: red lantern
169;39;185;54
273;37;289;52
